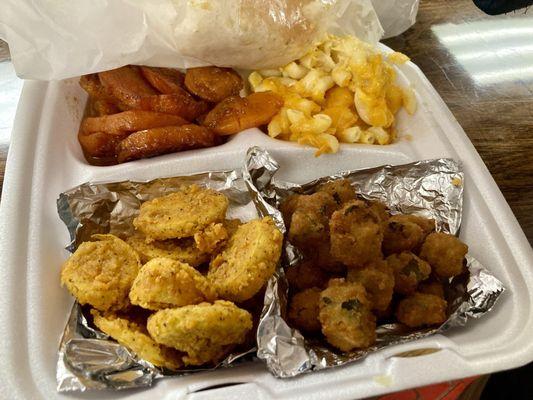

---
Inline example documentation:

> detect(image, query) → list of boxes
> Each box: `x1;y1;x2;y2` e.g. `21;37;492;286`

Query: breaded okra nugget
386;251;431;295
285;260;329;291
347;259;395;311
396;293;447;328
129;258;217;310
317;179;356;205
208;217;283;302
147;301;252;366
319;279;376;351
382;215;425;255
133;185;228;241
61;234;140;311
419;232;468;278
91;310;183;370
288;287;322;333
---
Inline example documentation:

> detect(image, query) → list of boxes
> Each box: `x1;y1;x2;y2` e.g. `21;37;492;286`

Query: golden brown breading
392;214;435;236
279;194;301;228
60;234;140;311
129;258;217;310
318;279;376;351
147;301;252;366
208;217;283;302
317;179;356;205
418;280;445;299
365;199;390;224
193;219;242;254
396;293;447;328
285;260;329;291
126;233;209;266
386;251;431;295
91;310;183;370
288;288;321;333
419;232;468;278
329;200;383;267
382;214;425;255
133;185;229;241
346;259;395;311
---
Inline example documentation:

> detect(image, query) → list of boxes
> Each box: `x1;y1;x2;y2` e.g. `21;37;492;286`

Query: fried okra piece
365;199;390;225
208;217;283;302
285;260;329;291
126;233;209;266
329;200;383;267
319;279;376;351
91;310;183;370
279;194;301;228
386;251;431;295
60;234;140;311
396;293;447;328
418;280;445;299
288;288;321;333
347;259;395;311
129;258;217;310
383;214;425;255
419;232;468;278
392;214;435;236
133;185;229;241
288;191;338;250
147;301;252;366
317;179;356;205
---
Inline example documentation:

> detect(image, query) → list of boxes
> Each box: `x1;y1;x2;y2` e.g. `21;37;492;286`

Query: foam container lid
0;45;532;399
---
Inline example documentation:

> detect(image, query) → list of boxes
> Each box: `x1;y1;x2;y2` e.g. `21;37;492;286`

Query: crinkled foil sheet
243;147;505;378
56;170;261;392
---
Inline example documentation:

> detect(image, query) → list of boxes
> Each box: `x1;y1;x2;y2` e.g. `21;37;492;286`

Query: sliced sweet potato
184;67;243;102
116;125;219;163
99;66;158;108
202;92;283;135
81;110;188;135
139;93;210;121
140;66;185;94
78;130;126;158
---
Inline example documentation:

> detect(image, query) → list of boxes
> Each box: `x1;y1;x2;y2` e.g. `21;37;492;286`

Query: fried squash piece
80;110;187;135
91;310;183;370
60;234;140;311
396;293;447;328
288;287;321;333
193;219;242;254
203;92;283;135
140;66;185;94
126;233;209;266
329;200;383;267
116;124;219;163
129;258;217;310
208;217;283;302
147;301;252;366
133;185;229;241
419;232;468;278
319;279;376;351
184;67;243;102
99;66;158;108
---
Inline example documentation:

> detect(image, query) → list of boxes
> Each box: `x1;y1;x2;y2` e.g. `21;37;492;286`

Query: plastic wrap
371;0;420;39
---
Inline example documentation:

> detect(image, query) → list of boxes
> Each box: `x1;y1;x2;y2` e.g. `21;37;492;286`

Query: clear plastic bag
371;0;420;39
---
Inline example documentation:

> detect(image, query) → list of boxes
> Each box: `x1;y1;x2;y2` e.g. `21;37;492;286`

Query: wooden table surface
0;0;531;244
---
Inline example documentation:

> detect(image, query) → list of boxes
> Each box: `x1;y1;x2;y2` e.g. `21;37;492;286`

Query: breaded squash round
419;232;468;278
318;279;376;351
396;293;447;328
91;309;183;370
347;259;395;311
147;300;252;366
329;200;383;267
208;217;283;302
193;219;241;254
387;251;431;295
129;258;217;310
60;234;140;311
126;233;209;266
288;287;321;333
133;185;229;241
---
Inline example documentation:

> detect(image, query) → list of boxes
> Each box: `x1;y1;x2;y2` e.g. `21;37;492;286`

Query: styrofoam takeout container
0;45;532;400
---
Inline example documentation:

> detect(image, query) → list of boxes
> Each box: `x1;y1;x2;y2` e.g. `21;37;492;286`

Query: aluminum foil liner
243;147;505;378
56;170;261;392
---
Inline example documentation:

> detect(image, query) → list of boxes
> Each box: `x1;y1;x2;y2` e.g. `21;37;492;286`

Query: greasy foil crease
243;147;505;378
56;170;260;392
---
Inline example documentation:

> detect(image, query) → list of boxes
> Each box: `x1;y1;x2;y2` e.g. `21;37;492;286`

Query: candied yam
140;66;185;94
99;66;158;108
139;92;210;121
185;67;243;102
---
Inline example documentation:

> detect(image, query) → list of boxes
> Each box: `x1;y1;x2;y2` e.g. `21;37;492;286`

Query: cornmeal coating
60;234;140;311
419;280;445;298
392;214;435;236
91;310;183;370
319;279;376;351
387;251;431;295
347;259;395;311
208;217;283;302
329;200;383;267
193;219;241;254
419;232;468;278
126;233;209;266
133;185;229;240
396;293;447;328
288;287;321;333
317;179;356;205
382;214;425;255
285;260;329;291
147;300;252;366
129;258;217;310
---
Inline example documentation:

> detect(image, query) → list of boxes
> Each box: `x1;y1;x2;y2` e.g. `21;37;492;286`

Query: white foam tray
1;51;532;400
